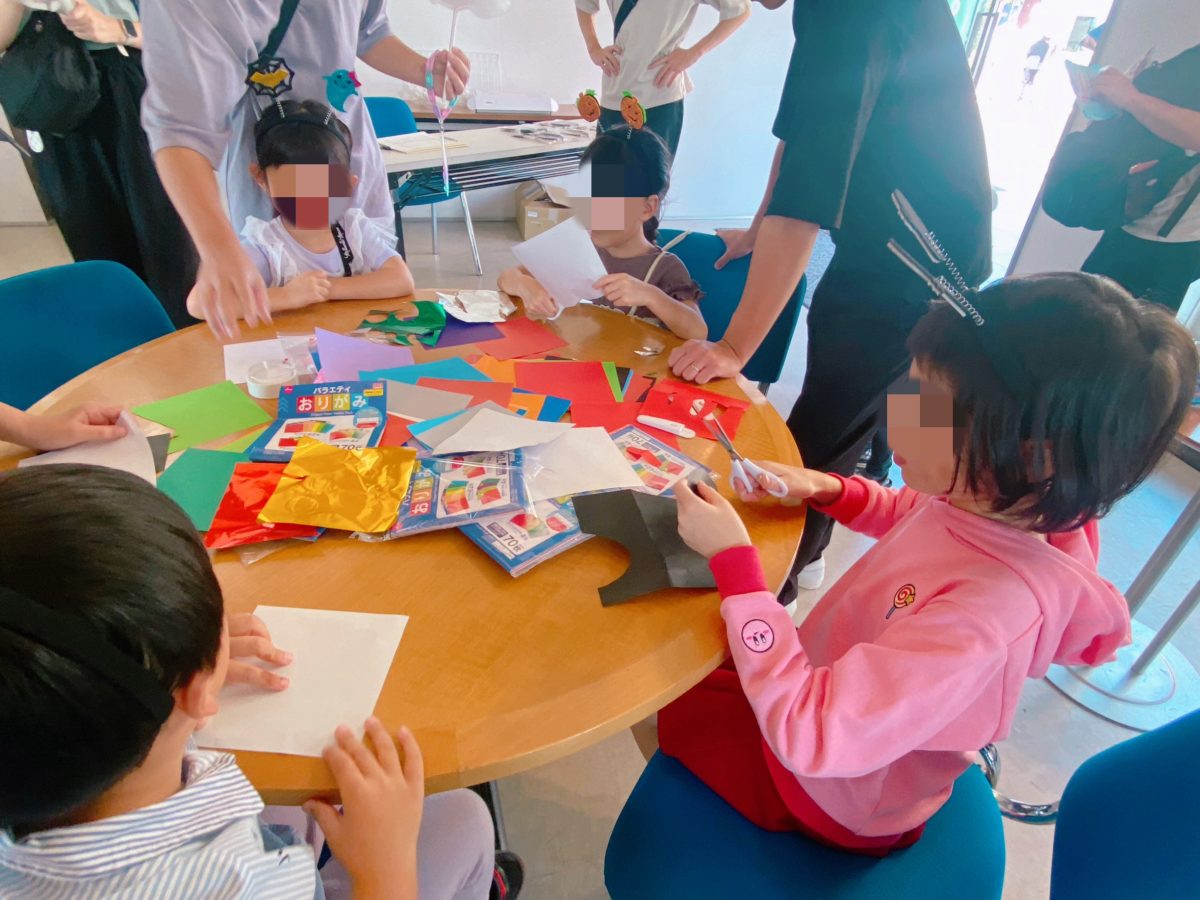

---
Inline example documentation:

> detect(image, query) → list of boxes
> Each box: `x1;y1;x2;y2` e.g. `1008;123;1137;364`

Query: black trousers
1082;226;1200;314
599;99;684;162
31;49;198;327
782;263;926;601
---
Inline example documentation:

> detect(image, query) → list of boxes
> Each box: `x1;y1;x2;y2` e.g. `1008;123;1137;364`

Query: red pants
658;663;924;857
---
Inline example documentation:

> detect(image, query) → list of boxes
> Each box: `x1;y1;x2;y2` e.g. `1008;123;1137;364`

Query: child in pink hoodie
663;272;1199;855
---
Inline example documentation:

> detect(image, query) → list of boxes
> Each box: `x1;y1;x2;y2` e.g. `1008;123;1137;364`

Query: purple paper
435;317;504;349
314;328;415;382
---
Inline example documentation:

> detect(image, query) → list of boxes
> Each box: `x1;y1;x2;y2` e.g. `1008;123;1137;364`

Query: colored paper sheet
514;360;617;404
259;439;417;533
536;394;572;422
379;415;414;447
434;317;504;349
602;362;624;401
507;392;545;419
157;449;245;531
385;381;473;421
360;358;490;385
638;381;749;441
134;382;272;454
18;411;157;484
418;406;574;455
417;377;514;408
511;217;607;313
204;462;322;550
483;316;568;361
625;373;655;403
220;426;269;454
473;356;517;382
147;432;172;473
196;605;408;758
408;401;515;445
524;427;644;503
223;339;287;384
315;327;415;382
570;402;680;449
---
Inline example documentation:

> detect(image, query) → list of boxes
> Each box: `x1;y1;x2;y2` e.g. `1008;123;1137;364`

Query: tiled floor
3;218;1198;899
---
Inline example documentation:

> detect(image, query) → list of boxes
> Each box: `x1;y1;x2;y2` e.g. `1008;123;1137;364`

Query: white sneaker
795;558;826;591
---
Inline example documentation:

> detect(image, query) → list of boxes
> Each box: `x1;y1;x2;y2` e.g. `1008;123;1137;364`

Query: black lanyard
332;223;354;277
245;0;300;99
613;0;639;38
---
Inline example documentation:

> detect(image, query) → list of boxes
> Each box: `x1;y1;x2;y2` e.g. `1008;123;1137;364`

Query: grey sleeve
357;0;393;56
140;0;247;167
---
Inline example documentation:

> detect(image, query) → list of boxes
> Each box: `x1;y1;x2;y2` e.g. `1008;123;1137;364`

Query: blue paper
408;408;473;442
360;358;491;385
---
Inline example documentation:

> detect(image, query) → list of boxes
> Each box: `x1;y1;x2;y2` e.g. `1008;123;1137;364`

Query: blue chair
365;96;483;275
0;261;173;409
605;752;1005;900
658;229;805;390
1050;709;1200;899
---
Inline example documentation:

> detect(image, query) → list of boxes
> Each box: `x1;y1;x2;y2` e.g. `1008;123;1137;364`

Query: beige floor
3;219;1198;899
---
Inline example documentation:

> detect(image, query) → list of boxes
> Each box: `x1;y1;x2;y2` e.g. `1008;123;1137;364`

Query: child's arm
498;265;558;319
329;257;416;301
593;273;708;340
0;402;127;451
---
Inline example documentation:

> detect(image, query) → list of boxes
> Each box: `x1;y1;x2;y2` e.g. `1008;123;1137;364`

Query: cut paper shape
385;381;473;421
204;462;322;550
18;411;156;484
434;317;504;349
196;605;408;758
147;432;172;473
573;490;715;606
357;303;445;346
511;217;607;313
570;402;679;449
157;449;245;531
134;382;272;454
418;405;573;454
481;317;568;361
417;377;514;408
258;439;417;533
223;339;287;384
315;327;415;382
515;360;618;404
638;380;749;441
361;357;489;385
524;426;643;502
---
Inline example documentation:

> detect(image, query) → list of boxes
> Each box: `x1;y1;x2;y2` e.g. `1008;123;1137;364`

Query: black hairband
0;586;174;725
254;100;351;157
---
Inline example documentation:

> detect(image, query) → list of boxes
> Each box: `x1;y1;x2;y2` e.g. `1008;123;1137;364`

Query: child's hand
675;479;752;560
736;461;844;508
284;271;333;309
595;273;657;311
304;720;424;900
21;403;127;451
226;612;292;691
521;280;560;320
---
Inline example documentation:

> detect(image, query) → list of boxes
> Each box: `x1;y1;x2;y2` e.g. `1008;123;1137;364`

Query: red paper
638;380;749;441
416;377;514;408
204;463;322;550
625;374;656;403
570;401;680;449
378;416;414;447
478;317;568;361
514;360;616;404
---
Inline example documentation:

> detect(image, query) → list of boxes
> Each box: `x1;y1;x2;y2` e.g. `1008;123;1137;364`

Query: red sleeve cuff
710;545;769;598
811;473;871;522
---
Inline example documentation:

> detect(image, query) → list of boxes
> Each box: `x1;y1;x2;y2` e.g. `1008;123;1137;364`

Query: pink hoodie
713;475;1131;837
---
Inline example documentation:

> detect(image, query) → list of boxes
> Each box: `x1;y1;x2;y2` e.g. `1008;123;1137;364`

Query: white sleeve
701;0;751;20
575;0;602;15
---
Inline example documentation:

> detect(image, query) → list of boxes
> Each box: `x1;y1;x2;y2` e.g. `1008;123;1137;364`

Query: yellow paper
258;438;416;533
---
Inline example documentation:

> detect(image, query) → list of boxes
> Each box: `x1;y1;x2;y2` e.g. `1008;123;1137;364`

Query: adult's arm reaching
1089;67;1200;152
360;36;470;100
0;0;24;51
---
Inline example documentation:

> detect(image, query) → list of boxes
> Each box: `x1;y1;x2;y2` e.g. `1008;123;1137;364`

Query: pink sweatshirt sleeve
712;552;1009;779
813;475;928;540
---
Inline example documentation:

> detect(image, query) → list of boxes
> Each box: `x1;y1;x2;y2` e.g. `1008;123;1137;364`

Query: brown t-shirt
594;247;704;329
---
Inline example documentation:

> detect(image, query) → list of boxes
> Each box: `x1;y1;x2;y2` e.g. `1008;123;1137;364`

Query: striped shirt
0;751;318;899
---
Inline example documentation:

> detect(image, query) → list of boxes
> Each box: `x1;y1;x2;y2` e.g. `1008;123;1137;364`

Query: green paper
221;425;269;453
602;361;624;402
134;382;271;453
157;449;245;531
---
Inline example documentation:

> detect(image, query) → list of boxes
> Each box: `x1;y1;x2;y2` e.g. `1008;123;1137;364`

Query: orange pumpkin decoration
577;89;601;122
620;92;646;130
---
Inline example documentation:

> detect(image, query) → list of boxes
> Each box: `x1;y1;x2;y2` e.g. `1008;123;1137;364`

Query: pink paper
315;328;415;382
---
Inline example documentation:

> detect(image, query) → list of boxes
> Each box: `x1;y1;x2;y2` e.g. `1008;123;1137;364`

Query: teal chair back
1050;709;1200;899
658;229;805;386
0;261;173;409
605;752;1005;900
364;96;419;138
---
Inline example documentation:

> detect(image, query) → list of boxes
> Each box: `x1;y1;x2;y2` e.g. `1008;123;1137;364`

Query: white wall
360;0;793;221
0;108;47;226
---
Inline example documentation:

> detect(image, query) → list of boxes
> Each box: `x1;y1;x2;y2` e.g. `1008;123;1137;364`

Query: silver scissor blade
703;414;741;460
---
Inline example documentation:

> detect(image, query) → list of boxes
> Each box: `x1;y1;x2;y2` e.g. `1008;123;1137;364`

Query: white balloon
432;0;512;18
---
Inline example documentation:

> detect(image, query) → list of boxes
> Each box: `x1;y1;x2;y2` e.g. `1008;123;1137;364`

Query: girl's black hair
907;272;1199;532
0;467;224;830
581;126;673;241
255;99;353;169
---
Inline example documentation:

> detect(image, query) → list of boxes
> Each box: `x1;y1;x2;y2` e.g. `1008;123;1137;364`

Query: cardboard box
517;179;573;240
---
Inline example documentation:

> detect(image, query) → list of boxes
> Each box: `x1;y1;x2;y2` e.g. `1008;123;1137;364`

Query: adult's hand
669;339;742;384
649;47;699;89
226;612;292;692
190;241;271;340
589;44;622;77
59;0;123;45
432;47;471;100
714;227;757;270
1086;66;1141;110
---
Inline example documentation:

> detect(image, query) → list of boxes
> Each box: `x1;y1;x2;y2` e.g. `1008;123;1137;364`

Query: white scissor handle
740;459;790;499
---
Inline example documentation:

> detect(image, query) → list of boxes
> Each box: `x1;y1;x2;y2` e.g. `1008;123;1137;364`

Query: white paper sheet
511;218;608;314
18;411;156;484
196;606;408;758
524;427;643;502
223;339;287;384
426;407;574;455
436;290;517;323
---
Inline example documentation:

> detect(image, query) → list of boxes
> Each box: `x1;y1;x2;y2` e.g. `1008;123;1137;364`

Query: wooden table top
0;294;803;804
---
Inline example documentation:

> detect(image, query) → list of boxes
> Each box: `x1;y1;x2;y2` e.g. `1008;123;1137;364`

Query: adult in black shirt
669;0;992;593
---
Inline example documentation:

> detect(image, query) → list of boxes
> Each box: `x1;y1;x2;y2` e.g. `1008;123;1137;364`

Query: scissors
704;416;789;499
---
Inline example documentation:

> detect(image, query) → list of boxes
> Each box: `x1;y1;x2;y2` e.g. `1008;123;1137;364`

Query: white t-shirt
1123;157;1200;243
575;0;749;111
241;208;401;287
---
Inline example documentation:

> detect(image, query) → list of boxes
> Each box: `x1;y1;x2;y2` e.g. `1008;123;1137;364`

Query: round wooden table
0;293;803;804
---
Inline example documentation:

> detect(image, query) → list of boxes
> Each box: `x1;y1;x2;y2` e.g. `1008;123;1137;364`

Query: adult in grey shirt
141;0;468;338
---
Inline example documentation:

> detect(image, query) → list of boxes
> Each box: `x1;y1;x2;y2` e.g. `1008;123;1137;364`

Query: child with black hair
498;126;707;340
0;466;512;899
186;99;415;324
661;273;1198;853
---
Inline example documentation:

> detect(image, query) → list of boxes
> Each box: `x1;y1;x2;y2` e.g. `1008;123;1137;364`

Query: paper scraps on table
482;316;568;361
638;380;749;441
223;339;288;384
204;462;322;550
415;405;573;455
437;289;516;323
259;438;417;533
385;381;473;421
18;411;157;484
416;377;513;409
570;401;679;449
315;327;414;382
156;449;244;531
361;357;489;385
511;217;607;314
195;605;408;758
515;360;618;404
134;382;271;454
524;427;643;503
434;316;504;349
574;490;715;606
